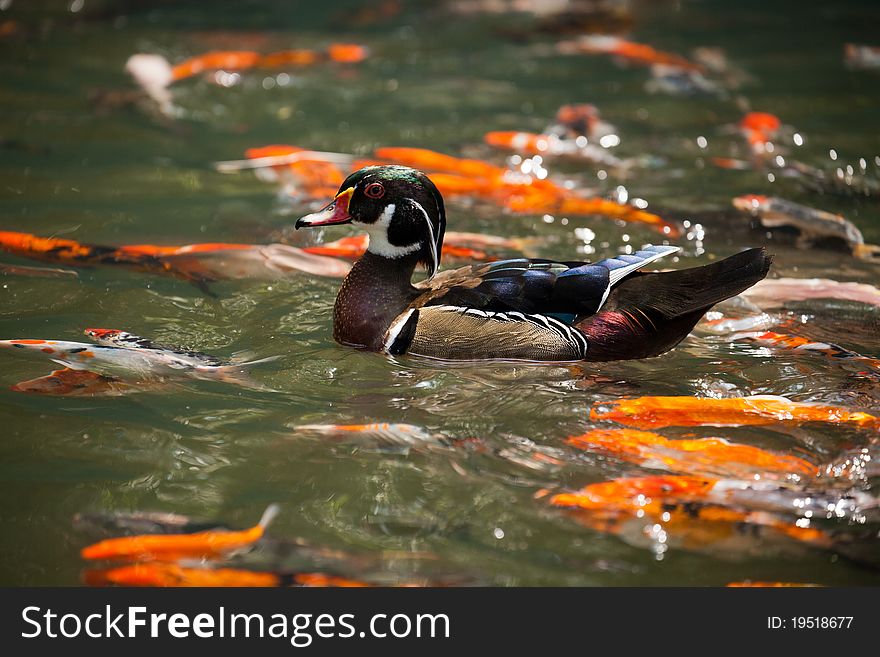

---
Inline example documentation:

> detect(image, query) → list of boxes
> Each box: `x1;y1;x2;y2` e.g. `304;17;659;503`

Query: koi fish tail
578;248;772;361
257;503;281;531
209;356;281;390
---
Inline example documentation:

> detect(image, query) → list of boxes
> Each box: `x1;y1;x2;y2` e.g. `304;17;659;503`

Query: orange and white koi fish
81;504;279;562
730;331;880;374
126;45;368;112
590;394;880;430
845;44;880;70
567;428;816;481
0;335;277;387
733;194;875;257
739;112;781;153
10;368;136;396
548;104;617;140
84;563;379;588
740;277;880;309
0;230;350;288
699;312;780;334
557;35;703;72
550;475;833;554
483;130;626;167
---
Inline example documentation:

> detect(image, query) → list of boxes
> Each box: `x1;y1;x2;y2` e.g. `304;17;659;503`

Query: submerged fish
557;35;703;72
550;475;834;555
730;330;880;374
739;111;782;154
483;130;626;167
126;45;368;114
84;563;377;587
741;278;880;309
80;504;279;562
590;394;880;430
84;328;223;367
733;194;876;257
0;263;78;279
292;422;448;448
0;336;277;388
10;367;136;397
567;428;816;481
547;103;617;140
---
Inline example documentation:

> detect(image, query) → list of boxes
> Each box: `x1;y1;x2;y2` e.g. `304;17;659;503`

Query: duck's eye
364;182;385;199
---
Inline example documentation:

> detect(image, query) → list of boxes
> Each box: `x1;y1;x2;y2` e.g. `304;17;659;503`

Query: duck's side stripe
437;305;589;358
382;308;420;355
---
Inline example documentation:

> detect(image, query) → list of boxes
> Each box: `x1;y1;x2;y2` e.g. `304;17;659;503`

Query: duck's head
296;165;446;277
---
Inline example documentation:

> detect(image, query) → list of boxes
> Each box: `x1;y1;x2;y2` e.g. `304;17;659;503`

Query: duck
295;165;771;361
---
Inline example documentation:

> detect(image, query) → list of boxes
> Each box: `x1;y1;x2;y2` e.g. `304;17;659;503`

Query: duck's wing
380;305;589;361
412;245;680;319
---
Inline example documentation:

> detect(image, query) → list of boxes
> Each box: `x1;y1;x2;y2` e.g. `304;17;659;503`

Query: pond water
1;0;878;586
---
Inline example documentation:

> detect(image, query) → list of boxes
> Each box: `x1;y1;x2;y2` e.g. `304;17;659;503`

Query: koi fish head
732;194;769;212
84;328;122;340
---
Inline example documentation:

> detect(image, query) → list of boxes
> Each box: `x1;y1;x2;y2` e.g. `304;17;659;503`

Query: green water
1;0;879;586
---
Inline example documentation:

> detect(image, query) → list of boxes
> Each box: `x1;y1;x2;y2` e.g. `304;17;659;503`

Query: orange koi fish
373;146;505;179
81;504;279;562
10;368;136;397
550;475;833;553
739;112;781;152
84;564;374;588
731;331;880;374
557;35;703;72
590;395;880;430
699;312;780;334
567;428;817;480
483;130;625;167
130;44;367;85
0;230;350;287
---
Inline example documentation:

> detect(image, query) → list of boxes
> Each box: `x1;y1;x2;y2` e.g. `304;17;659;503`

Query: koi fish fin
258;503;281;531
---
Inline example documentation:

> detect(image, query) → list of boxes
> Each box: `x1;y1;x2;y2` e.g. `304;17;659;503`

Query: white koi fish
0;336;277;388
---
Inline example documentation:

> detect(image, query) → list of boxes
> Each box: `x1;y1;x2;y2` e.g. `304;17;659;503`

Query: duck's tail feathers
578;248;772;361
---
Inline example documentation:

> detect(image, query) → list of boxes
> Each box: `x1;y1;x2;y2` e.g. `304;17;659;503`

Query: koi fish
483;130;626;167
550;475;834;554
740;278;880;309
733;194;875;257
557;35;703;72
730;330;880;374
84;563;377;587
84;328;223;367
0;230;350;288
645;64;725;97
548;104;617;140
80;504;279;562
566;428;816;481
373;146;505;179
0;336;277;388
710;156;752;170
590;395;880;430
739;112;781;153
10;367;136;397
73;510;223;537
699;312;780;334
126;44;368;110
845;44;880;70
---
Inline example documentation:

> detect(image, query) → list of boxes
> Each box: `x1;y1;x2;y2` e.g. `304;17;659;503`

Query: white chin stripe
363;204;421;259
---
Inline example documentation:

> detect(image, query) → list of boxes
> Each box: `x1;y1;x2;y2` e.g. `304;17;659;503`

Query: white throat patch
363;203;421;260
